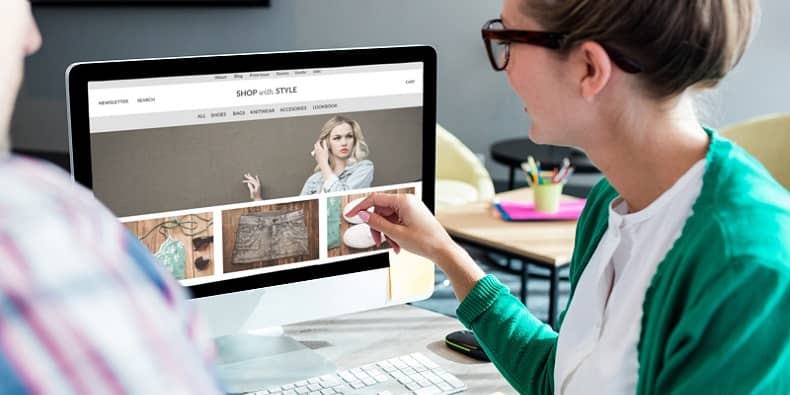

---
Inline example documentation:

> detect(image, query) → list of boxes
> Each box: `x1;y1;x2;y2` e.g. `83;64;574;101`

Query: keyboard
245;352;466;395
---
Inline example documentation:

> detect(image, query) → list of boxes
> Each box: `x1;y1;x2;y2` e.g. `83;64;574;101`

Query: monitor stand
214;327;335;394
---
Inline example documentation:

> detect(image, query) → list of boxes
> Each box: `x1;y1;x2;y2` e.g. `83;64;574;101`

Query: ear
576;41;612;101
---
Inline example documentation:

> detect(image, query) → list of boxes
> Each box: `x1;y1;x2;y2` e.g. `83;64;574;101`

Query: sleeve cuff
456;274;509;328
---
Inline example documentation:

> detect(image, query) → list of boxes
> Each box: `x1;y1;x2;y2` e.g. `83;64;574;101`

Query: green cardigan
456;128;790;394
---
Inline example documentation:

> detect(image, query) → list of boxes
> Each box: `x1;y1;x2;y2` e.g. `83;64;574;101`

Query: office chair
435;124;496;209
721;113;790;190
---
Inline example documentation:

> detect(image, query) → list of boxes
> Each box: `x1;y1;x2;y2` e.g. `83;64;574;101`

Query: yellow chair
435;124;496;209
720;113;790;190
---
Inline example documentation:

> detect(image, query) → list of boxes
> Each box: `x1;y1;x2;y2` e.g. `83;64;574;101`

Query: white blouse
554;159;706;395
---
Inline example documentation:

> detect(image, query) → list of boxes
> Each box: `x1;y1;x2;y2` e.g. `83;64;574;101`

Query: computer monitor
66;46;436;391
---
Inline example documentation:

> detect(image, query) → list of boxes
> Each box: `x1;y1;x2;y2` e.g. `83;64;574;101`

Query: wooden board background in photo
124;213;214;279
222;199;319;273
328;187;415;257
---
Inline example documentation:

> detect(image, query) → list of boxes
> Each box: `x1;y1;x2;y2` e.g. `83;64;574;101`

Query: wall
12;0;790;180
698;0;790;127
90;108;423;217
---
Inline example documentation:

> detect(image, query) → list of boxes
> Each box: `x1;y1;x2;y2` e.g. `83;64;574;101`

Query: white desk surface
284;304;516;394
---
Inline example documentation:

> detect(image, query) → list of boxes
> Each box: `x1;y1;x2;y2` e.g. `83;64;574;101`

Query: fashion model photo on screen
348;0;790;394
243;115;374;199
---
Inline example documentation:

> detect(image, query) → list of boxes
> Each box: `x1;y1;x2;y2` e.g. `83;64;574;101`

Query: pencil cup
533;182;563;213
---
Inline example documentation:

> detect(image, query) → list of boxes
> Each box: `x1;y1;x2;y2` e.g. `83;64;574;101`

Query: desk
490;138;597;190
285;304;515;394
437;188;578;328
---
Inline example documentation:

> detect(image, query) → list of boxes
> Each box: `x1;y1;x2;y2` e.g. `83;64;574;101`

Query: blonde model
243;115;374;199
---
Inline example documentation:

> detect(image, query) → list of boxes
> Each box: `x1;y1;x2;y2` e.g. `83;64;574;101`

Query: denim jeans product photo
231;209;309;264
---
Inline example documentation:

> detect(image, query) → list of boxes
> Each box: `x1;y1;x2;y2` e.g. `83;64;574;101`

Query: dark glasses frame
481;18;642;74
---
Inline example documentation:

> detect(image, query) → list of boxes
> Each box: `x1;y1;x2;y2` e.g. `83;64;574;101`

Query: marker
560;167;575;184
520;162;535;187
527;156;538;185
554;158;570;183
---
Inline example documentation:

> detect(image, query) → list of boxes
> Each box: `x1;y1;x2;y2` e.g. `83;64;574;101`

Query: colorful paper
494;198;586;221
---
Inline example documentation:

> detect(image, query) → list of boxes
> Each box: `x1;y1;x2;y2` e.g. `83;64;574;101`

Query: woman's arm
349;194;558;394
650;258;790;394
322;161;374;193
440;244;558;395
300;172;319;196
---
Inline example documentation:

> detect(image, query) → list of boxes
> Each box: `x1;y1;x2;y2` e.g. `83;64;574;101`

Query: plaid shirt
0;155;223;394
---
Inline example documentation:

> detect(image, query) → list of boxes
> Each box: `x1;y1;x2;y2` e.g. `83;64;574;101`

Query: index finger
346;193;401;217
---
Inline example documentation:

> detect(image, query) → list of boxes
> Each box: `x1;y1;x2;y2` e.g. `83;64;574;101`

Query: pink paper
494;199;586;221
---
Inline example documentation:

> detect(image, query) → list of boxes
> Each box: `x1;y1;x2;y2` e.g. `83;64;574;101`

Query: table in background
490;138;598;190
437;188;578;328
285;304;515;394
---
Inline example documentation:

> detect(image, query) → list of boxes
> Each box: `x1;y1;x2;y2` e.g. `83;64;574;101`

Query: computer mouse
445;330;490;362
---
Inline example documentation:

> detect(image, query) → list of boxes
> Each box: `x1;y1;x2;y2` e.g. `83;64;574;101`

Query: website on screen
87;62;424;286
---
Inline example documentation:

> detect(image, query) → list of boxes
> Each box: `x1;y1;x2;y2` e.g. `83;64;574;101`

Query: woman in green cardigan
348;0;790;393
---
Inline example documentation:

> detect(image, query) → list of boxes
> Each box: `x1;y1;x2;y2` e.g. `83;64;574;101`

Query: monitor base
215;330;335;394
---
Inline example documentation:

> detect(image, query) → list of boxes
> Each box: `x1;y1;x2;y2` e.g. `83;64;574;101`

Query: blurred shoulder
0;155;114;220
0;155;125;260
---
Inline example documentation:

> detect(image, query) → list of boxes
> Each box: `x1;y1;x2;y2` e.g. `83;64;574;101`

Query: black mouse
445;330;490;362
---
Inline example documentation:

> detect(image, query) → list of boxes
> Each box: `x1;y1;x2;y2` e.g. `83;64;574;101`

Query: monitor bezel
66;46;436;298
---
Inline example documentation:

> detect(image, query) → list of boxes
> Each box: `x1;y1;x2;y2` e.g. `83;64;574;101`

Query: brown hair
520;0;757;98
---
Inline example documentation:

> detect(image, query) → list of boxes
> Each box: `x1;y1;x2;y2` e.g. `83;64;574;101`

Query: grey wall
698;0;790;127
91;108;423;217
12;0;790;181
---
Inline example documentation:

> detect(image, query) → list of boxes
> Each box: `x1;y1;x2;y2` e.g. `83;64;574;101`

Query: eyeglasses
481;18;642;74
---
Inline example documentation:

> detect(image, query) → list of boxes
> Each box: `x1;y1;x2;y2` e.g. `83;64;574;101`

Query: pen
560;167;575;184
554;158;570;183
527;156;538;185
555;167;567;183
520;161;534;187
520;162;535;187
536;161;543;185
